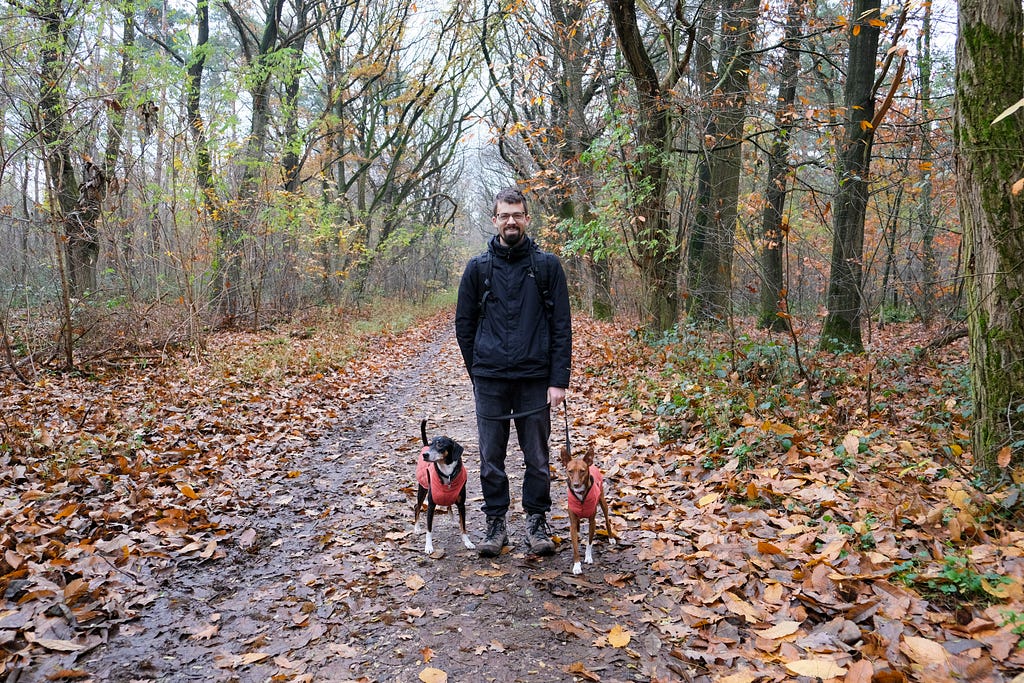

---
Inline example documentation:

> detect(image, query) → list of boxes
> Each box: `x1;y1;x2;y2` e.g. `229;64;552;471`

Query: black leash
476;398;573;456
477;402;550;421
562;399;572;458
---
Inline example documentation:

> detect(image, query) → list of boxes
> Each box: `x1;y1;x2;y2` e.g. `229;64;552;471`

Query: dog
414;419;474;554
560;446;615;574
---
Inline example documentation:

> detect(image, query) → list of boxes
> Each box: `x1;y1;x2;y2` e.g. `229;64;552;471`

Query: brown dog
560;446;615;574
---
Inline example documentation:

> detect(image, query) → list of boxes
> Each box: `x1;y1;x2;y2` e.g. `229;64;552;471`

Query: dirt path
40;327;680;683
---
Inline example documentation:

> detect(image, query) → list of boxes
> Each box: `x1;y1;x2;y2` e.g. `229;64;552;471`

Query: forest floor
3;307;1024;682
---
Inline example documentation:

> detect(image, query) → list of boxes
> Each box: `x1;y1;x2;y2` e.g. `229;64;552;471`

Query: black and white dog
414;419;474;553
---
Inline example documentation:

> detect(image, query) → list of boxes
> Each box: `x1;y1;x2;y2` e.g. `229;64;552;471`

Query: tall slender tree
916;1;938;326
605;0;694;331
685;0;758;325
818;0;882;352
757;0;803;331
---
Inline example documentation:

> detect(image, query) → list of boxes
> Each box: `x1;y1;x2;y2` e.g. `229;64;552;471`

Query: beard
500;227;523;247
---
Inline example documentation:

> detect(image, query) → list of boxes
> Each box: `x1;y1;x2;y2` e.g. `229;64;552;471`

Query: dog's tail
421;419;428;446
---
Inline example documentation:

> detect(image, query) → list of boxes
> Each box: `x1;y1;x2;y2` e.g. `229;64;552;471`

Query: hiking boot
478;516;508;558
525;513;555;556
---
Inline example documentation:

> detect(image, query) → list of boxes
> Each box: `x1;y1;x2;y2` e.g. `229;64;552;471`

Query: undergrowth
207;292;456;383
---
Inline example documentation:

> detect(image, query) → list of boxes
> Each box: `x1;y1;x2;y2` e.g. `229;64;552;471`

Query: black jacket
455;235;572;387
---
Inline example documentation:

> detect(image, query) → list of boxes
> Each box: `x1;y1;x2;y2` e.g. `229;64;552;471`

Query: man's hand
547;386;566;409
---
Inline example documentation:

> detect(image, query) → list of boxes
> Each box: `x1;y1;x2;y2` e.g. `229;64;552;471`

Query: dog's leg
584;514;596;565
425;499;436;554
414;485;427;533
457;490;475;549
599;490;616;547
568;511;583;574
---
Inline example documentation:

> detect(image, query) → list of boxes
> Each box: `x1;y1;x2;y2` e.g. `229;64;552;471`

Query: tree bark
757;0;801;332
819;0;881;353
917;1;938;326
955;0;1024;474
606;0;689;331
686;0;758;326
37;0;97;298
186;0;213;204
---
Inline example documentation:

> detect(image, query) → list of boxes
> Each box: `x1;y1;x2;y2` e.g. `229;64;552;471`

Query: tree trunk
917;2;938;326
819;0;881;353
758;0;801;332
279;0;309;315
65;161;105;296
37;0;95;299
686;0;758;326
955;0;1024;475
606;0;687;332
186;0;214;213
104;2;135;294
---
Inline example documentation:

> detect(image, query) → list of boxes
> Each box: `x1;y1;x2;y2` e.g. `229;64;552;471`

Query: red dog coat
568;466;604;518
417;454;467;507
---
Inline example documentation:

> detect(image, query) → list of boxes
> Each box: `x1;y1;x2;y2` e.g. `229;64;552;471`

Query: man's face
492;201;528;247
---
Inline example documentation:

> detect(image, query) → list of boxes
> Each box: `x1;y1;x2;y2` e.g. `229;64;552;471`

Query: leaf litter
1;311;1022;681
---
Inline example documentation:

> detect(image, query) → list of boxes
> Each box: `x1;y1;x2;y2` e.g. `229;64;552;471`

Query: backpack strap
476;247;554;315
474;252;493;317
529;247;554;312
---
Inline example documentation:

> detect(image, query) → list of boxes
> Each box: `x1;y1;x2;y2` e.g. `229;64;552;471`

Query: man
455;187;572;558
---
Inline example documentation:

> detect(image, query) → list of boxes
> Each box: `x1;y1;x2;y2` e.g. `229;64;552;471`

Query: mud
25;329;683;682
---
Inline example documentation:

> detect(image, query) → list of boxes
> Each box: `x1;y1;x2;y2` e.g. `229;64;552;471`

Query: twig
0;317;30;384
912;326;968;361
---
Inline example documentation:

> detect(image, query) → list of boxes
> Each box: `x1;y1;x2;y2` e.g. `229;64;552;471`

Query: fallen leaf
176;482;199;499
901;635;949;668
34;639;85;652
717;671;759;683
545;619;588;638
607;624;631;648
328;643;360;657
44;669;90;681
564;661;600;681
784;659;846;678
419;667;448;683
190;623;219;640
698;493;720;507
843;432;860;456
406;574;426;592
239;652;270;664
753;621;801;639
238;528;257;549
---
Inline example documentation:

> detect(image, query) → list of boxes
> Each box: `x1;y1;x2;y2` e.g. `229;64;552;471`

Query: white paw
414;522;421;533
585;545;594;564
572;562;582;574
425;534;434;554
462;535;476;549
609;537;617;546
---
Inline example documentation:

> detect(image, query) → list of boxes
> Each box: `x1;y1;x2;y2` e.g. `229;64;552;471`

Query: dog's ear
583;446;595;466
451;441;464;460
559;447;570;466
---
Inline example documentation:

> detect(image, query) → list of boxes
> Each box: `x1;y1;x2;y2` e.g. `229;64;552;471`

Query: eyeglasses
494;212;527;222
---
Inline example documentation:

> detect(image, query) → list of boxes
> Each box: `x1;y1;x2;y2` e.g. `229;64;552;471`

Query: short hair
493;187;528;215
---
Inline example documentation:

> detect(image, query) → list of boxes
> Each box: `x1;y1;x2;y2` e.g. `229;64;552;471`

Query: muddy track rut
32;327;681;683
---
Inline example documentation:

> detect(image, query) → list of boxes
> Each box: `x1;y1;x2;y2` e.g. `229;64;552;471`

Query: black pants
473;376;551;518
